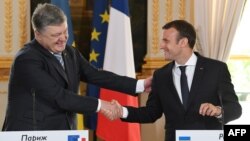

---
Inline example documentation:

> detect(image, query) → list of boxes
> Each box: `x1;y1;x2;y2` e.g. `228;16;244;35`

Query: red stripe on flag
96;89;141;141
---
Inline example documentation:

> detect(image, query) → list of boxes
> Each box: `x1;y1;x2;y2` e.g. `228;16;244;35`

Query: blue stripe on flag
111;0;129;16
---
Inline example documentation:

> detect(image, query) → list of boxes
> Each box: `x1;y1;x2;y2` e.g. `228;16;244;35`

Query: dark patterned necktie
179;66;189;109
54;53;64;69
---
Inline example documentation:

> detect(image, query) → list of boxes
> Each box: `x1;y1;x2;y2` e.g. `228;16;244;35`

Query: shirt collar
50;51;62;55
175;52;197;68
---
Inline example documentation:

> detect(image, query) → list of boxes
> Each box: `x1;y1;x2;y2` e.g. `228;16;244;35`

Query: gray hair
31;3;67;32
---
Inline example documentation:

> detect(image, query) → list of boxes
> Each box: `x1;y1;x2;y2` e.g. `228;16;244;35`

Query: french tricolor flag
96;0;141;141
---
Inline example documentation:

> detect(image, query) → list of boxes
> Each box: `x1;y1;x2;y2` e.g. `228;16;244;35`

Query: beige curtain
194;0;246;62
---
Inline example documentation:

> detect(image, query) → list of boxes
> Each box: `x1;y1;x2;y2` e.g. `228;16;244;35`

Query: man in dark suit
115;20;242;141
2;3;151;131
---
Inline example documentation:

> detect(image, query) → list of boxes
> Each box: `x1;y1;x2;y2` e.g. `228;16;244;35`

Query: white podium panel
0;130;88;141
176;130;223;141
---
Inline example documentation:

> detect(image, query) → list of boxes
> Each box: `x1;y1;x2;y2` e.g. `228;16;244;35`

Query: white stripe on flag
103;7;135;78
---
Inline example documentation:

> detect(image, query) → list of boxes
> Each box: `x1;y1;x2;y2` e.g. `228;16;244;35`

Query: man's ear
179;37;188;47
34;30;41;40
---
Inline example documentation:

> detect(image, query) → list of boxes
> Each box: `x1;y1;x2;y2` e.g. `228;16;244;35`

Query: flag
85;0;109;130
96;0;141;141
51;0;75;46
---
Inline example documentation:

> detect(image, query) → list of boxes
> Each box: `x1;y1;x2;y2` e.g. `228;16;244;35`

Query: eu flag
51;0;75;46
85;0;109;130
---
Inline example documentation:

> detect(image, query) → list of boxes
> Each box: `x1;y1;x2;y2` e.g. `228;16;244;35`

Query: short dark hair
162;20;196;48
31;3;67;32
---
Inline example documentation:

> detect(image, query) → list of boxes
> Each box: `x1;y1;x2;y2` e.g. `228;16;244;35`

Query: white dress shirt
173;53;197;103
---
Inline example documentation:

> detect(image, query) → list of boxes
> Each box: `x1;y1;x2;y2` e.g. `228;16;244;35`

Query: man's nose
59;33;68;41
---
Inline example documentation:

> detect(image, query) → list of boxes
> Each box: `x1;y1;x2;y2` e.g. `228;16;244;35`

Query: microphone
31;88;37;130
218;90;224;130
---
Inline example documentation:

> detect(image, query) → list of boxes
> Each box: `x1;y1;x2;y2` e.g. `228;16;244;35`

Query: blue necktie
179;66;189;109
54;53;64;69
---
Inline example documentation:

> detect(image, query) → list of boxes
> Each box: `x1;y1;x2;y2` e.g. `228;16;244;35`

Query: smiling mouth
56;42;66;46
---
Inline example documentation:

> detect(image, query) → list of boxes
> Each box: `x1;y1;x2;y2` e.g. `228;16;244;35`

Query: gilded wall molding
151;0;160;54
0;57;12;68
0;57;12;81
0;90;7;95
179;0;186;20
4;0;13;53
0;68;10;81
165;0;173;22
19;0;28;48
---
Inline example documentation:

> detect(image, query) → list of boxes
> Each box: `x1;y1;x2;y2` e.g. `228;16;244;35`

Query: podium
0;130;88;141
176;130;223;141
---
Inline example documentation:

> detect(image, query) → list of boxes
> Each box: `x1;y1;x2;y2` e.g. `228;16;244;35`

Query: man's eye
162;40;168;43
52;34;60;37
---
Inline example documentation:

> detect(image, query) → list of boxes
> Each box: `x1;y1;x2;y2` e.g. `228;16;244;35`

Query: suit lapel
187;55;206;109
51;56;69;84
62;50;74;89
32;40;69;84
165;62;185;108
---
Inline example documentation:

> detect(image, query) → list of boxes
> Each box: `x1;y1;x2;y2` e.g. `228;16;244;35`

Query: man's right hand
100;99;123;120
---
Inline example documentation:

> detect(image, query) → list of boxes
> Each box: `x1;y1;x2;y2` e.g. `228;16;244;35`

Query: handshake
100;100;123;121
98;76;153;120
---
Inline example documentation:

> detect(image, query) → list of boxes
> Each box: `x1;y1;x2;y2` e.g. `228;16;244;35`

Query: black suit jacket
122;53;241;141
2;39;137;131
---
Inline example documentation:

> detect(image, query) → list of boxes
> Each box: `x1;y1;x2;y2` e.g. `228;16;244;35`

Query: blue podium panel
176;130;223;141
0;130;88;141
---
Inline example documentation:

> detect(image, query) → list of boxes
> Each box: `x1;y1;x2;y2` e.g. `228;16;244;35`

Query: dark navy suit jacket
122;53;241;141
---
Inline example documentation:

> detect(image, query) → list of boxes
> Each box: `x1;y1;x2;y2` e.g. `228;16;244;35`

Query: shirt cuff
96;99;101;112
122;107;129;118
136;79;145;93
215;106;222;119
